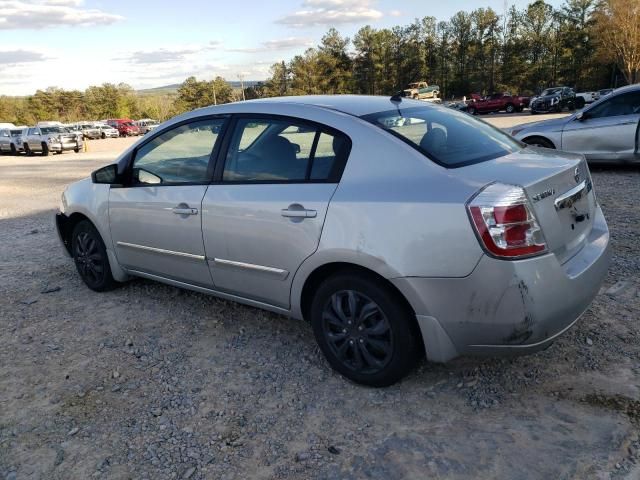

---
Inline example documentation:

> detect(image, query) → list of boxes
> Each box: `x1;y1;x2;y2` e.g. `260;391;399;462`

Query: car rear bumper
392;205;611;362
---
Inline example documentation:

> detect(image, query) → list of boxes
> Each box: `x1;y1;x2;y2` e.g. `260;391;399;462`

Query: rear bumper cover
393;205;611;362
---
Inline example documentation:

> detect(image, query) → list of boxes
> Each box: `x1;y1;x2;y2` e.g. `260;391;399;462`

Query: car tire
531;110;538;115
101;132;106;139
505;103;515;114
71;220;117;292
467;106;477;115
10;143;17;155
523;136;555;149
74;147;80;153
42;143;49;156
310;272;421;387
24;143;33;156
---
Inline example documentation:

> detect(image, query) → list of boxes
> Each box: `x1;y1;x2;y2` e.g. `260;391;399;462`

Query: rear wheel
71;221;116;292
523;136;555;149
505;103;515;114
310;272;421;387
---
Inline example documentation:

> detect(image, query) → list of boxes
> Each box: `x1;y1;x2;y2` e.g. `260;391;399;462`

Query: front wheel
505;103;515;114
24;143;33;156
42;143;49;156
10;143;17;155
467;106;477;115
71;221;117;291
310;272;421;387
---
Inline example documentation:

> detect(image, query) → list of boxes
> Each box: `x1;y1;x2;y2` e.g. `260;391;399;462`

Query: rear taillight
467;183;547;259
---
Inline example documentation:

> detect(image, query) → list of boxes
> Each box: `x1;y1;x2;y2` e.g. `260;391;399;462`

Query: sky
0;0;562;95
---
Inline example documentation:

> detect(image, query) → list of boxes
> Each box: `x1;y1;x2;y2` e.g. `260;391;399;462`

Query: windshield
41;127;65;134
541;88;561;96
361;105;522;167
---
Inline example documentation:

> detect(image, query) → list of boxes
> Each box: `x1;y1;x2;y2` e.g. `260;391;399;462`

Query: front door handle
172;206;198;215
281;204;317;218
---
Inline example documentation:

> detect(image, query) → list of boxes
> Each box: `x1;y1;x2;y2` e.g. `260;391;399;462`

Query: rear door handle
172;207;198;215
281;205;317;218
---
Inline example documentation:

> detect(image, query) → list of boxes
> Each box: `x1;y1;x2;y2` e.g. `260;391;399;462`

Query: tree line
261;0;638;99
0;0;637;125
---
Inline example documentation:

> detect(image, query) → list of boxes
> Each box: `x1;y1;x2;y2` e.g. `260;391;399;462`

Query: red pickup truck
466;92;530;115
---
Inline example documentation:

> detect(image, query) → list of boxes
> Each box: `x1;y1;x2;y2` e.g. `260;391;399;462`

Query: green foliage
266;0;623;98
1;0;636;125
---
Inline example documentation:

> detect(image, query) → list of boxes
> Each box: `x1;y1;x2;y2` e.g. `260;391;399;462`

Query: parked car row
0;124;83;156
0;118;161;155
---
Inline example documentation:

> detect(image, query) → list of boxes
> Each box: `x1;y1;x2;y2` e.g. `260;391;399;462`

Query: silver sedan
55;96;610;386
508;84;640;163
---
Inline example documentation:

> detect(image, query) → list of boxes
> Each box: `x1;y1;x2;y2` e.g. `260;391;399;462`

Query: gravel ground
1;116;639;480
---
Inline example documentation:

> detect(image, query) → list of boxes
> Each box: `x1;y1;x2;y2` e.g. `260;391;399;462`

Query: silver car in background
95;124;120;139
0;127;27;154
509;84;640;163
56;96;610;386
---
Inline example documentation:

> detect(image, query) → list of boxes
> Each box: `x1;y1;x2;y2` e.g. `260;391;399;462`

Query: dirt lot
1;115;639;480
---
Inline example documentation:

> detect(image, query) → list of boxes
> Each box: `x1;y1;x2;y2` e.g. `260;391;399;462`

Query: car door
562;90;640;161
27;128;40;150
109;116;228;287
202;115;351;308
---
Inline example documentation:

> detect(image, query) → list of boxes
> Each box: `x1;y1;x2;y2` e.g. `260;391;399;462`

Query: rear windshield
361;105;522;167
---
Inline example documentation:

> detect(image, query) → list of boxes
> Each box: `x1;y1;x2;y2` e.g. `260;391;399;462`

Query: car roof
242;95;431;117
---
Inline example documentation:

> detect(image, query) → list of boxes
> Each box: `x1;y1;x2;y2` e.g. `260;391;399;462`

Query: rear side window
222;117;350;183
588;92;640;118
361;105;522;167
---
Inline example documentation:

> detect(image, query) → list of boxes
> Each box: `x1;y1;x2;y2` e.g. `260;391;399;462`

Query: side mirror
91;164;120;184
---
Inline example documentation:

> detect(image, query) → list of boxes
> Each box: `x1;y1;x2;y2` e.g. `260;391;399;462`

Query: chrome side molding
116;241;206;261
211;258;289;280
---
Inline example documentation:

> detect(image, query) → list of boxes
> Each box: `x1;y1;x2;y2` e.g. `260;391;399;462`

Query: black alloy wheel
71;221;116;291
310;272;421;387
322;290;394;375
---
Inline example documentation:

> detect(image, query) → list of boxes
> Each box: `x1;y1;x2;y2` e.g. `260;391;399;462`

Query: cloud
0;49;48;64
128;48;200;65
227;37;314;53
276;0;383;27
389;9;401;17
0;0;123;30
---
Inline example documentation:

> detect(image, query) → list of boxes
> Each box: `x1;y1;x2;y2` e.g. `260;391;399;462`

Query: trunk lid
455;147;597;264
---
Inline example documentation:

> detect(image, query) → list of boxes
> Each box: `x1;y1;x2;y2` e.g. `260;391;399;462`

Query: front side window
223;118;349;182
361;105;522;167
132;118;226;185
587;92;640;119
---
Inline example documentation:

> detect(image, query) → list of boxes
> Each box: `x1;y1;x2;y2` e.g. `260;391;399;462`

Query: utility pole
213;79;217;105
238;74;246;101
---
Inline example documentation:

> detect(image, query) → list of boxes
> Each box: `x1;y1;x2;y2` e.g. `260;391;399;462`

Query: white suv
24;125;83;156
